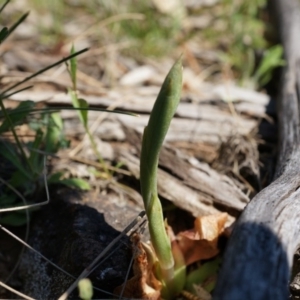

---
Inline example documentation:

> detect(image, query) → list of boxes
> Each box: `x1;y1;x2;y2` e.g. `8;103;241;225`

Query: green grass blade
1;85;34;99
69;91;89;128
28;129;44;171
254;45;285;86
185;257;221;293
48;173;91;191
0;211;28;226
70;45;77;89
0;98;34;173
0;106;137;119
59;178;91;191
77;99;89;128
0;143;32;180
0;0;9;14
45;112;65;153
0;27;8;43
5;12;29;41
0;100;34;133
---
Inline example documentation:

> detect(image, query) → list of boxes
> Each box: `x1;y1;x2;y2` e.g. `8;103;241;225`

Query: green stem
148;194;174;271
139;58;183;297
86;127;110;176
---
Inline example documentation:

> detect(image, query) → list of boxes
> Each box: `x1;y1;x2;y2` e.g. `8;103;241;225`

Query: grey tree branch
214;0;300;299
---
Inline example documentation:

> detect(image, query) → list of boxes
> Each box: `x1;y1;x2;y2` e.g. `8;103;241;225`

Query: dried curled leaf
114;233;162;299
194;213;228;241
178;213;228;266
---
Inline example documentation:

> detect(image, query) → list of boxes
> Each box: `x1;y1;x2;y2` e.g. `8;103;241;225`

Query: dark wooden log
214;0;300;299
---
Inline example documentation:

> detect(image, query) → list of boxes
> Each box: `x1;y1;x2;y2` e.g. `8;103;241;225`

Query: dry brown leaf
178;213;228;265
195;213;228;241
114;234;162;299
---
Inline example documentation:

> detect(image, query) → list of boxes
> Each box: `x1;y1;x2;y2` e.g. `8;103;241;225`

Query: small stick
0;281;35;300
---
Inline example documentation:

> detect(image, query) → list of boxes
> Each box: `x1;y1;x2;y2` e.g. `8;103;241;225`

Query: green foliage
0;27;8;43
216;0;267;83
27;0;182;58
140;58;221;298
0;101;93;225
0;104;59;226
253;45;285;86
68;45;109;176
48;172;91;191
197;0;283;87
0;101;35;133
140;58;182;211
44;112;67;153
140;58;183;298
0;0;9;14
28;0;65;45
0;5;91;227
110;3;181;57
6;12;30;39
26;0;282;87
70;93;89;130
0;211;28;226
70;45;77;89
185;257;221;294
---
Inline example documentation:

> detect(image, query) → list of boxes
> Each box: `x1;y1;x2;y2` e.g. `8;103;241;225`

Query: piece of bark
214;0;300;299
117;145;242;227
61;108;256;146
8;81;268;118
119;126;249;213
159;146;249;211
118;149;226;218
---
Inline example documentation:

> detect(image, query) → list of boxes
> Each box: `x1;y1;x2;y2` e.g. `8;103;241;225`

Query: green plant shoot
253;45;285;86
140;58;182;294
68;45;109;176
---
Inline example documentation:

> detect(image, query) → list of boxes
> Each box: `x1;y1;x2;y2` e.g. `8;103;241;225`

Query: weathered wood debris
214;0;300;298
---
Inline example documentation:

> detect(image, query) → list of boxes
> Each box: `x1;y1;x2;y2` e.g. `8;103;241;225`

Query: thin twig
0;281;35;300
68;99;123;157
